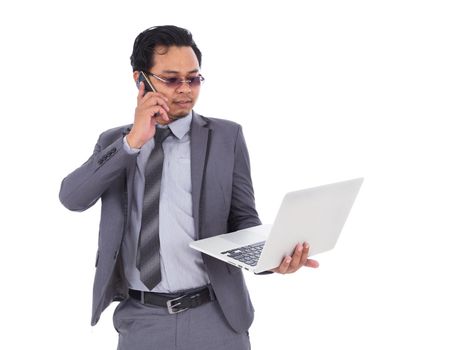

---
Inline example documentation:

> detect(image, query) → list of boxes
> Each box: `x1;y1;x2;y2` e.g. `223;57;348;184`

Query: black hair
130;25;202;72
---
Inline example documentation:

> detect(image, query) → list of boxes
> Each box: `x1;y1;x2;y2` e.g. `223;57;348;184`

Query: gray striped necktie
136;127;171;290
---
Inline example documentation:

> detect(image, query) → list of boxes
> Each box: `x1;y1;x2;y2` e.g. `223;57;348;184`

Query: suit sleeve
227;126;262;232
59;130;138;212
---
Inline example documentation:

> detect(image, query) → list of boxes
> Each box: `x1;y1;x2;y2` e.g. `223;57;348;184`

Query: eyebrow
161;69;199;74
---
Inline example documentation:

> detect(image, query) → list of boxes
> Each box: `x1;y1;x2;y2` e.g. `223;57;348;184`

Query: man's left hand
271;243;319;274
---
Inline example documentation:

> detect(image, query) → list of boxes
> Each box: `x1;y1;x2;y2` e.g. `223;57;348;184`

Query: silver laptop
189;178;363;273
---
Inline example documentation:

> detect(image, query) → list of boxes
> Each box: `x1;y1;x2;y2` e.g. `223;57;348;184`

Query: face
135;45;201;120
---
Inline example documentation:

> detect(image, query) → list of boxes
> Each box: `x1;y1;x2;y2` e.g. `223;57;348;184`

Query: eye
188;76;203;86
165;77;180;84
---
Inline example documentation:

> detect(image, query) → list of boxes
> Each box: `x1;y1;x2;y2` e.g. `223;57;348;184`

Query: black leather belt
129;285;215;314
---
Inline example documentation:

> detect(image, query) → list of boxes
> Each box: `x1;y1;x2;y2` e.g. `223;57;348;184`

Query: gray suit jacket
59;112;261;333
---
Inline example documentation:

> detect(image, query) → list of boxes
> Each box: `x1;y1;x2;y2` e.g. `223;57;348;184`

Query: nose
176;81;192;93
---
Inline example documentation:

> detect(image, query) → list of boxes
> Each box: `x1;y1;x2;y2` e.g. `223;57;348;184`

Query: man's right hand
126;82;171;149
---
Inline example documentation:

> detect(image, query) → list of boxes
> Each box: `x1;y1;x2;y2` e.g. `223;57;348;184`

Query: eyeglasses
146;72;205;89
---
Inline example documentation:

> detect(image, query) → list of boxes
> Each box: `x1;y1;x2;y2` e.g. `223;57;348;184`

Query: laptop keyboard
221;241;265;267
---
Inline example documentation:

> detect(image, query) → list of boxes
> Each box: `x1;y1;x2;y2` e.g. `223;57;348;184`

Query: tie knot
155;127;172;144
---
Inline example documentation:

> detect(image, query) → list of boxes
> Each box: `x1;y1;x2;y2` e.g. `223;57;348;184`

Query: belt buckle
166;295;189;314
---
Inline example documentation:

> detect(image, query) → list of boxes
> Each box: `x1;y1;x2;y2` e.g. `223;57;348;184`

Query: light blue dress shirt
122;113;210;292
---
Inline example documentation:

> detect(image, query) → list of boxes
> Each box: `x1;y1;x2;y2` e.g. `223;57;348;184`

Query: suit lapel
190;112;211;238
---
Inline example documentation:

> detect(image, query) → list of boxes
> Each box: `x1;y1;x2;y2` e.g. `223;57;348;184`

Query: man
59;25;318;350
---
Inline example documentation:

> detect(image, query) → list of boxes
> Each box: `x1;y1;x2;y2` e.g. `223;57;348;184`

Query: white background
1;0;472;349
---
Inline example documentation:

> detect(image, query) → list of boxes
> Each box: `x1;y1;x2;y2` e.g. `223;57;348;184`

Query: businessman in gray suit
59;25;318;350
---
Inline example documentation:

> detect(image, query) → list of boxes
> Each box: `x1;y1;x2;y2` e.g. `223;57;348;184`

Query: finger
141;91;169;104
142;95;170;112
153;107;170;124
299;242;310;265
154;98;170;112
288;243;304;270
305;259;319;268
140;104;168;123
277;256;292;274
137;81;146;101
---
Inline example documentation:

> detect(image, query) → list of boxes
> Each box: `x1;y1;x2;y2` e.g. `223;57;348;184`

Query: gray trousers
113;297;251;350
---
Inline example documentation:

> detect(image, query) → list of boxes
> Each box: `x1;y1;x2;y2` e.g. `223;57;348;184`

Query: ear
133;71;140;88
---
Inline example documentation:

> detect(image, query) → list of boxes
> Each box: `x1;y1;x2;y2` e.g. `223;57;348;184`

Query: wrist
126;132;145;149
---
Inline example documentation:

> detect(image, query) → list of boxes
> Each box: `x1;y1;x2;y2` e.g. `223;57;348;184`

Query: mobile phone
138;71;157;93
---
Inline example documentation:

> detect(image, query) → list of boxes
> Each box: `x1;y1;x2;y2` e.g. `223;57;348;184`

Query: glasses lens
165;77;181;88
156;75;204;88
188;76;203;87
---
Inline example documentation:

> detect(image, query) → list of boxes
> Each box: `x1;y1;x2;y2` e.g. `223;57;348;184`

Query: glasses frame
146;72;205;88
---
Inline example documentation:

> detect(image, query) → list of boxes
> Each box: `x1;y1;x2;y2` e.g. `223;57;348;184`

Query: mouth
174;100;193;107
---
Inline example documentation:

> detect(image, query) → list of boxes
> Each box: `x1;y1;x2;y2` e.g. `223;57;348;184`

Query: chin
171;110;192;119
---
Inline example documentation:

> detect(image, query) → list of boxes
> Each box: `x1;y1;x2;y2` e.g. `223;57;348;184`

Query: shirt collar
157;111;192;140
